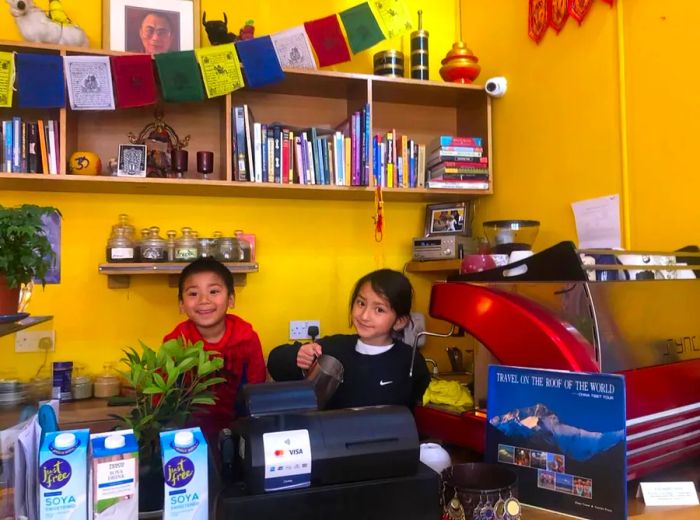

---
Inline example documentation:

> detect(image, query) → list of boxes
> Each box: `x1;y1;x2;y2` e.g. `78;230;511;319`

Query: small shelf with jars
100;214;258;288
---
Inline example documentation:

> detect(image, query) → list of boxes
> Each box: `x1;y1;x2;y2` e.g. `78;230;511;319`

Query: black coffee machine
217;381;440;520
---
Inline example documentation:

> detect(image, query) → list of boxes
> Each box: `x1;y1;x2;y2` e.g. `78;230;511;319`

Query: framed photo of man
103;0;200;54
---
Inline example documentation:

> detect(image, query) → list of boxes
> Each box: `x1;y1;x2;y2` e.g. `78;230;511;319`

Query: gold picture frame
103;0;200;53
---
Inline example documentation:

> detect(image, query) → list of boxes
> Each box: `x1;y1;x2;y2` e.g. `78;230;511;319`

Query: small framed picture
117;144;147;177
424;201;472;237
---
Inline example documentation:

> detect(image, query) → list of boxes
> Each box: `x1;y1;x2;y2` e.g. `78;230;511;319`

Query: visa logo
289;448;303;455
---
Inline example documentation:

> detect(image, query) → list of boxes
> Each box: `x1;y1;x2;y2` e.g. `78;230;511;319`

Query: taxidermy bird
48;0;72;24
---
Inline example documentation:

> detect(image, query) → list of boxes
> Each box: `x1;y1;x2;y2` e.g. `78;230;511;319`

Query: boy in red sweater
163;257;266;438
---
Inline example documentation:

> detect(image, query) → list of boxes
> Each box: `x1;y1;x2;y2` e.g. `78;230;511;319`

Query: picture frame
117;144;148;177
103;0;200;53
424;201;472;237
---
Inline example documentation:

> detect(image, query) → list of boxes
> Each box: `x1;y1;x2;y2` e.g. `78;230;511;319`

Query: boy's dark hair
178;257;234;300
349;269;413;319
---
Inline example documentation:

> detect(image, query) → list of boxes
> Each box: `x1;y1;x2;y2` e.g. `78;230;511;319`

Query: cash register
217;381;440;520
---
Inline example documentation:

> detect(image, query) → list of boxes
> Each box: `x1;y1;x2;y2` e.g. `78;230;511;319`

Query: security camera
485;77;507;98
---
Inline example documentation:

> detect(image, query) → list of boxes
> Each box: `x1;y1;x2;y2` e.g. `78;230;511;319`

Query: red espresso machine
415;241;700;480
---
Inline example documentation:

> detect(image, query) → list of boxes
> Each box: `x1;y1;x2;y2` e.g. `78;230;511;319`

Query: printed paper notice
638;482;699;506
372;0;413;38
63;55;115;110
271;26;317;69
0;51;15;108
195;44;244;98
571;194;621;249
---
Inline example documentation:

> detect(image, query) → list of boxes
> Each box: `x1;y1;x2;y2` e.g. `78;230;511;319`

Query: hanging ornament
373;185;384;242
528;0;548;44
569;0;594;24
548;0;569;33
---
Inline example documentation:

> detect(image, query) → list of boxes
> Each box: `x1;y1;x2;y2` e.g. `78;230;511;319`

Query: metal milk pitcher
304;355;344;409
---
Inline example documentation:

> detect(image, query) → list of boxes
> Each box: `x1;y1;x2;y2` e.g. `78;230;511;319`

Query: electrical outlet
289;320;320;340
15;330;55;352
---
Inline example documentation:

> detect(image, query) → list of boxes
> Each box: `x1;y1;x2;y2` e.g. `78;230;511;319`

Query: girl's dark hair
349;269;413;319
178;257;234;300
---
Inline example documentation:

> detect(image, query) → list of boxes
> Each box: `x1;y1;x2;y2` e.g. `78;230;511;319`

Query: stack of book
1;117;60;174
425;135;489;190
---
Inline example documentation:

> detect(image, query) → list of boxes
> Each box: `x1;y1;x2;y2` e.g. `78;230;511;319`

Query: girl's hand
297;342;323;370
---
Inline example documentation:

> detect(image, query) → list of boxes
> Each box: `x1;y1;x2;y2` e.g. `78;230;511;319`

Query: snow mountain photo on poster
489;403;624;461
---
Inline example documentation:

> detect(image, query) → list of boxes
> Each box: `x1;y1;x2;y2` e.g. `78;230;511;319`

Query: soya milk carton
89;429;139;519
39;429;90;520
160;427;208;520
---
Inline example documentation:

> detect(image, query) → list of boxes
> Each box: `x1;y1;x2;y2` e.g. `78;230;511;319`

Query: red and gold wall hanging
548;0;569;33
528;0;548;44
568;0;594;24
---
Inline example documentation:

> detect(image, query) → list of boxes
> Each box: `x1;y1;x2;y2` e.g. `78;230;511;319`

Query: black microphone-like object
411;10;429;80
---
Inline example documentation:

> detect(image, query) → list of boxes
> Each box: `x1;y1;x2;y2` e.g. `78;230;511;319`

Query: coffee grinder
410;10;429;80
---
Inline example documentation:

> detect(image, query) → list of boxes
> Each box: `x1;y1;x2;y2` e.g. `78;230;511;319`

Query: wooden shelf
0;40;493;203
98;262;259;288
0;315;53;338
406;259;462;272
0;173;490;201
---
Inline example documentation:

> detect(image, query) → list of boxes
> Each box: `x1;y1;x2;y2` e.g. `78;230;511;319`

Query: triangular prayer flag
63;55;115;110
372;0;413;39
110;54;157;108
236;36;285;89
271;26;317;70
194;44;244;98
16;53;65;108
304;15;351;67
0;52;15;108
339;2;385;54
154;51;205;102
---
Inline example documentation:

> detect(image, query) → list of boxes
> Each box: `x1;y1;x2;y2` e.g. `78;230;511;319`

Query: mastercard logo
274;449;285;457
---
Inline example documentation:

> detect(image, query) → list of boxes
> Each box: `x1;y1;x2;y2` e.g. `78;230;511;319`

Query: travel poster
486;365;626;519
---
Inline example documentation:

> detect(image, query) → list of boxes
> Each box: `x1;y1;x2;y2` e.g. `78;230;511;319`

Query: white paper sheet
270;26;317;70
63;56;116;110
571;194;622;249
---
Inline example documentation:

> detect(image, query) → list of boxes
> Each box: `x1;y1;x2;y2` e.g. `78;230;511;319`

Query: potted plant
0;204;58;315
116;337;225;513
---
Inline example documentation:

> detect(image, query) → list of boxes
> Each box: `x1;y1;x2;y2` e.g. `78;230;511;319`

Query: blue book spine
12;116;21;173
4;121;13;172
260;124;268;182
273;125;281;183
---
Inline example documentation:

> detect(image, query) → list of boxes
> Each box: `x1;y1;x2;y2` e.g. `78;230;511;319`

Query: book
428;135;482;149
426;180;489;190
486;366;627;520
232;106;248;181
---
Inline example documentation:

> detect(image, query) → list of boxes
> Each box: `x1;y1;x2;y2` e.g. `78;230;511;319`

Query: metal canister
374;50;404;78
411;10;429;80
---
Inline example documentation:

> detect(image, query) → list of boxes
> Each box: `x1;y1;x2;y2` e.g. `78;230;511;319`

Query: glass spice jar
71;375;93;400
166;230;177;262
216;236;240;262
93;363;121;398
175;227;198;261
140;226;167;262
234;230;252;262
106;226;135;262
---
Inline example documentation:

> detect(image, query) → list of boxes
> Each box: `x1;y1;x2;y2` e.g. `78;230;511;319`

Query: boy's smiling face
179;271;233;332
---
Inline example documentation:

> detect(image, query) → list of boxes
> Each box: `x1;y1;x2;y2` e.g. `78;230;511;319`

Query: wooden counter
0;397;131;432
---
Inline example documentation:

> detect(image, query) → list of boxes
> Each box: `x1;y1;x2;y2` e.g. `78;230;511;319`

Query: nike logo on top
379;380;393;386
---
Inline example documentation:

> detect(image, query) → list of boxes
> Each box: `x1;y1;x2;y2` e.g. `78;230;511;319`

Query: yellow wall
5;1;700;380
0;1;464;379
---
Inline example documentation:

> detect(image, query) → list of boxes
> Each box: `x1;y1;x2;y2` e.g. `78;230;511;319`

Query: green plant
0;204;58;288
116;337;225;462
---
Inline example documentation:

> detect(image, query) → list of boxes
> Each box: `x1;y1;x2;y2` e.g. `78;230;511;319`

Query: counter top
0;397;131;432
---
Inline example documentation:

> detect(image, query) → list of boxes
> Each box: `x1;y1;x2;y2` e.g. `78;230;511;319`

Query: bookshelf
0;40;493;202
